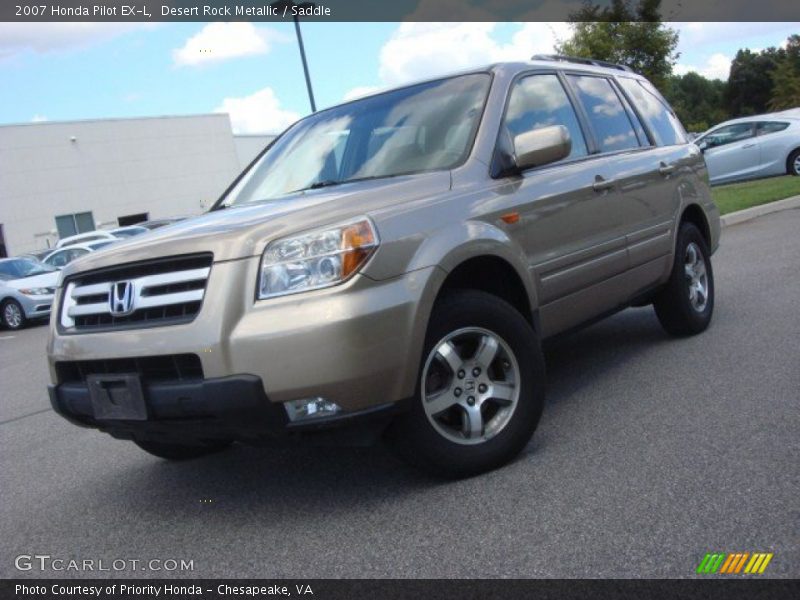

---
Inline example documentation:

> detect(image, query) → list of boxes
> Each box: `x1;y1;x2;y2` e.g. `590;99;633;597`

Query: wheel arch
679;203;712;248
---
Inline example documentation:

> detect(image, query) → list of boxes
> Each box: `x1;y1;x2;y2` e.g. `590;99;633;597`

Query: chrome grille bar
61;265;210;330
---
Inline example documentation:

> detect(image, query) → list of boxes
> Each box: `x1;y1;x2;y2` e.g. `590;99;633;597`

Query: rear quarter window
618;77;687;146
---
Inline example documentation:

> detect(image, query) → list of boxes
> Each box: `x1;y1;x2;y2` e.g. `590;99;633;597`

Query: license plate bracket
87;374;147;421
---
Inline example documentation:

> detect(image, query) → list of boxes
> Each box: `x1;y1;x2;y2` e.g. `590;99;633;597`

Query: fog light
284;397;341;422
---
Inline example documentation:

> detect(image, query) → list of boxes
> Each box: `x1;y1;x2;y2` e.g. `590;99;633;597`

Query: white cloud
342;85;383;102
675;53;732;80
173;23;286;67
0;23;151;60
31;114;47;122
673;22;799;48
375;22;570;87
215;87;300;134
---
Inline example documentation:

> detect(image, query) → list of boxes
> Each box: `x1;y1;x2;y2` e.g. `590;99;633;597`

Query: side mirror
513;125;571;171
696;140;707;153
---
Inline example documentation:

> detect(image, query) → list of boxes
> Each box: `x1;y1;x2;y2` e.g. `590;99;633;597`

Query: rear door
755;121;793;176
613;76;693;273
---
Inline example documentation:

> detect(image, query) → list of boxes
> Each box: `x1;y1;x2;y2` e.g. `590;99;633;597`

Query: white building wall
0;114;242;254
233;134;276;168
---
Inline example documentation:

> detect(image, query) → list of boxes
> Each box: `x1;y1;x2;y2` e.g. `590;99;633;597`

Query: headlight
19;287;54;296
258;217;379;299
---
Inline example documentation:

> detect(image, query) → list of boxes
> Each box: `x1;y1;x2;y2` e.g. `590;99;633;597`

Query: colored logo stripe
697;552;773;574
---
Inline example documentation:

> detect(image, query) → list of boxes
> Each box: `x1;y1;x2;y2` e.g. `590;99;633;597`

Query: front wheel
134;439;233;460
387;290;545;478
1;299;26;331
654;222;715;336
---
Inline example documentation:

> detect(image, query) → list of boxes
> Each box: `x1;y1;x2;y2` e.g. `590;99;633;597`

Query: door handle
658;162;676;176
592;175;615;193
742;143;756;149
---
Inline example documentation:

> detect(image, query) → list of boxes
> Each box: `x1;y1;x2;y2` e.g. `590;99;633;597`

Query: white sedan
695;114;800;185
42;240;115;269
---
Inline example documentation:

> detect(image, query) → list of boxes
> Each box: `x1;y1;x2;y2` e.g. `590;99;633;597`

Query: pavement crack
0;407;52;426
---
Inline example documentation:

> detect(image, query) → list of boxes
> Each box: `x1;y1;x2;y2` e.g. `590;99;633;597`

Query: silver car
695;114;800;185
0;258;59;330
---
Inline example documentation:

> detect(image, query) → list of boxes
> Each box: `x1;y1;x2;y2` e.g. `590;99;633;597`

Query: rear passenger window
757;121;790;135
567;75;642;153
504;74;588;160
618;77;686;146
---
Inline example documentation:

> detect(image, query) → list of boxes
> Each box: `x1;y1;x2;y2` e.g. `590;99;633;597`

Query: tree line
556;0;800;133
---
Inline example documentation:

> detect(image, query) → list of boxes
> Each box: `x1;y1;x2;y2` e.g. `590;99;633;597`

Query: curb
721;194;800;228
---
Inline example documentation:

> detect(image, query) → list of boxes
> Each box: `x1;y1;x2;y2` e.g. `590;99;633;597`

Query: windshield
0;258;56;279
221;73;491;207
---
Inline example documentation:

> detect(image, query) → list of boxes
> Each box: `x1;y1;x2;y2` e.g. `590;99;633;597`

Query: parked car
56;230;117;249
20;249;54;262
42;240;115;269
694;114;800;184
0;258;59;330
109;225;149;238
47;57;720;477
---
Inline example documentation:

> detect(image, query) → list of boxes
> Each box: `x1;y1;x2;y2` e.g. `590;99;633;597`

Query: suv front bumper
48;257;443;431
48;374;399;444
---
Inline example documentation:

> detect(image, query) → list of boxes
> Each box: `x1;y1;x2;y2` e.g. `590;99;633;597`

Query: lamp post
270;1;317;113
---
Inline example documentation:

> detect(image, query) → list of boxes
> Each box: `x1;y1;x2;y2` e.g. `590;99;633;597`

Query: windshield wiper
290;180;343;194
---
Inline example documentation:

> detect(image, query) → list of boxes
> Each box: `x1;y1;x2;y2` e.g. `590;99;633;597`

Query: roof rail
531;54;633;72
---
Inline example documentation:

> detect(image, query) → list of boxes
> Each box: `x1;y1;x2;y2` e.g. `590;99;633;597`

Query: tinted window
757;121;790;135
618;77;686;146
504;73;588;160
567;75;641;153
704;123;754;148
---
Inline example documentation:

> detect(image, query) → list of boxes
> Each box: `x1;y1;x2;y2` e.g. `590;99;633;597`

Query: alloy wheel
3;303;23;329
421;327;520;445
684;242;709;312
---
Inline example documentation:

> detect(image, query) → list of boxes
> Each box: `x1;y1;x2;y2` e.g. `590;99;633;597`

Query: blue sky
0;22;797;133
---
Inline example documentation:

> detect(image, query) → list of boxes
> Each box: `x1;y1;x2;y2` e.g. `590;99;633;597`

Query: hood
6;270;60;291
63;171;451;277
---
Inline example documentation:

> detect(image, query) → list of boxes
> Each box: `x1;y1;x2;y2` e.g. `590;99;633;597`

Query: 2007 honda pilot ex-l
47;57;720;477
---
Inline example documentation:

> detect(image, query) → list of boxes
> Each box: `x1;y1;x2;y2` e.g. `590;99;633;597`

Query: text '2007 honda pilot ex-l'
48;56;720;477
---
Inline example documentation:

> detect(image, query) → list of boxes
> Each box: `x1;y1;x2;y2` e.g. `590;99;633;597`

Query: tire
1;299;27;331
387;290;545;478
788;148;800;176
654;222;714;337
134;439;233;460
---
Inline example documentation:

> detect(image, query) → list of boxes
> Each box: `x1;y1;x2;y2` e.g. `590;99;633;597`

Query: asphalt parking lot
1;209;798;579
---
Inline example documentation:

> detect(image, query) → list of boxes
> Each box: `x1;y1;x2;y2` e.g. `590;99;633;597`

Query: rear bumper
48;374;400;445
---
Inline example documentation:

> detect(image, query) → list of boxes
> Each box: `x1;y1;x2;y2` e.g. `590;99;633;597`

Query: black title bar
2;0;800;22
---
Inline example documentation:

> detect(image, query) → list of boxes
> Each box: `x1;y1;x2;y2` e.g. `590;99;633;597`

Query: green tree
665;72;729;132
768;35;800;110
726;47;784;116
555;0;680;90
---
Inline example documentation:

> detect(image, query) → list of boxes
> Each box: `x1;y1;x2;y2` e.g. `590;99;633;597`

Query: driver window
504;74;588;161
705;123;754;148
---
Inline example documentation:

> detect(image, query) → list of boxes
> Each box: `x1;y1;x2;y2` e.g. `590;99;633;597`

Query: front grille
55;354;203;384
60;254;212;332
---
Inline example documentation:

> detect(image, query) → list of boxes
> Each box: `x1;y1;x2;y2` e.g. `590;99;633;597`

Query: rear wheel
1;299;26;331
134;439;233;460
387;290;545;478
654;222;714;336
788;148;800;176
